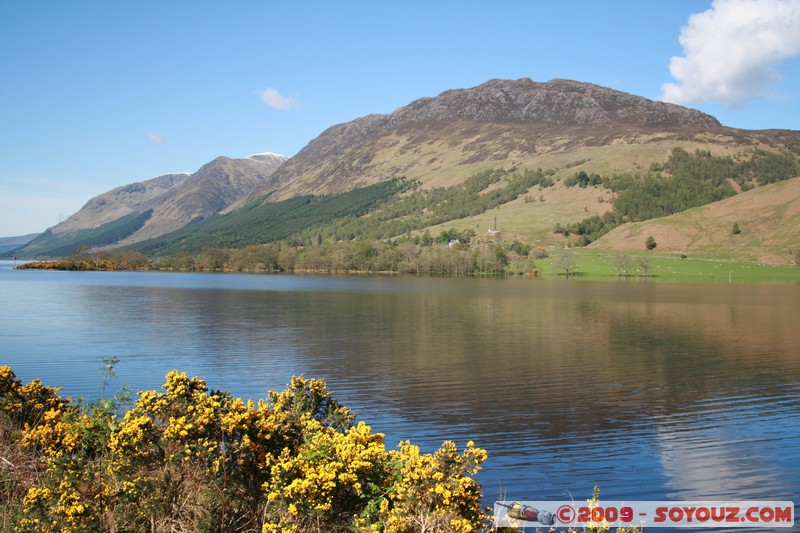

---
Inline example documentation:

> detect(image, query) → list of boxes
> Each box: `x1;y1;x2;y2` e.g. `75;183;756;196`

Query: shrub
0;367;489;532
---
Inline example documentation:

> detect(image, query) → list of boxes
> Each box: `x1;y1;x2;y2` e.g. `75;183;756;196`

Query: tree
300;245;330;271
611;252;633;277
645;236;657;250
732;222;741;235
112;250;148;269
350;240;378;271
553;250;577;276
159;251;195;270
637;255;652;277
398;243;420;274
277;246;298;272
474;245;504;274
197;248;229;271
509;241;531;257
375;245;402;272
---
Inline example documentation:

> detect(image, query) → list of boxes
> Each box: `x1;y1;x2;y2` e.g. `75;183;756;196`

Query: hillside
242;78;797;204
591;177;800;263
0;233;40;255
190;79;797;257
12;78;800;260
14;153;287;258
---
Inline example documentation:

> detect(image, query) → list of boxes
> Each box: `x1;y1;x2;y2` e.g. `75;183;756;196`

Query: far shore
12;251;800;284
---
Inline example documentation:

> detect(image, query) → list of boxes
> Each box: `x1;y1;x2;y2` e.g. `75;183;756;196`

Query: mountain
14;152;287;258
13;78;800;260
0;233;40;255
242;78;796;204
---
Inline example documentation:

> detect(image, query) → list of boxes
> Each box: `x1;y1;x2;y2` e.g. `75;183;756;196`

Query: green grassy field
536;248;800;283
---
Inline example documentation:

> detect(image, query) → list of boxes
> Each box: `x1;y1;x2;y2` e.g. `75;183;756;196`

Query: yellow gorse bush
377;440;487;533
0;365;489;532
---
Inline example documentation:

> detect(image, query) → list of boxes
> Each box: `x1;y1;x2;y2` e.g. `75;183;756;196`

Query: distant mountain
14;152;287;258
0;233;40;246
0;233;40;255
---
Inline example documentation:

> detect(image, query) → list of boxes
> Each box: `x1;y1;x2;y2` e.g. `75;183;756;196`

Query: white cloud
259;87;298;109
147;131;164;144
661;0;800;108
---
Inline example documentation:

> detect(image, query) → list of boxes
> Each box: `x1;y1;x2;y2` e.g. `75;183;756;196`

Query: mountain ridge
250;78;795;203
11;78;800;260
390;78;721;128
15;153;287;257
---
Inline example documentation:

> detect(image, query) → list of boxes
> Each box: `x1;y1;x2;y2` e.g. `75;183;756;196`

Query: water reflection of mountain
71;276;799;445
265;280;800;439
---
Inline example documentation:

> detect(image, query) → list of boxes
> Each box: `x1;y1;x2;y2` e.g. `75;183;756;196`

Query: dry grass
0;414;39;529
422;179;613;244
271;123;757;198
593;177;800;263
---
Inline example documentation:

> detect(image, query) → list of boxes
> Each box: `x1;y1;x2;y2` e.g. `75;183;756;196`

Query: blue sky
2;0;799;237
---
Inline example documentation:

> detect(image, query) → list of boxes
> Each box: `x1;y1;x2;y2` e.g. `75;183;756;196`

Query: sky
2;0;800;237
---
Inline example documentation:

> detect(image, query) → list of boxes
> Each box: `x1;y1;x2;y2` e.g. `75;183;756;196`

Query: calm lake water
1;262;798;530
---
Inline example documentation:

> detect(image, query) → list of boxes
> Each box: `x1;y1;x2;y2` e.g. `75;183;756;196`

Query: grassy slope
591;177;800;264
419;180;613;244
536;248;800;283
389;137;767;245
275;124;755;197
399;139;721;244
10;210;154;259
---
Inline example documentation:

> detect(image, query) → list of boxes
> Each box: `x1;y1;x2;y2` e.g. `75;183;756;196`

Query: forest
130;167;555;257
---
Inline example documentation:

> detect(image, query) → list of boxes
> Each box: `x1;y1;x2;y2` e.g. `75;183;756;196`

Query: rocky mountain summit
390;78;721;128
